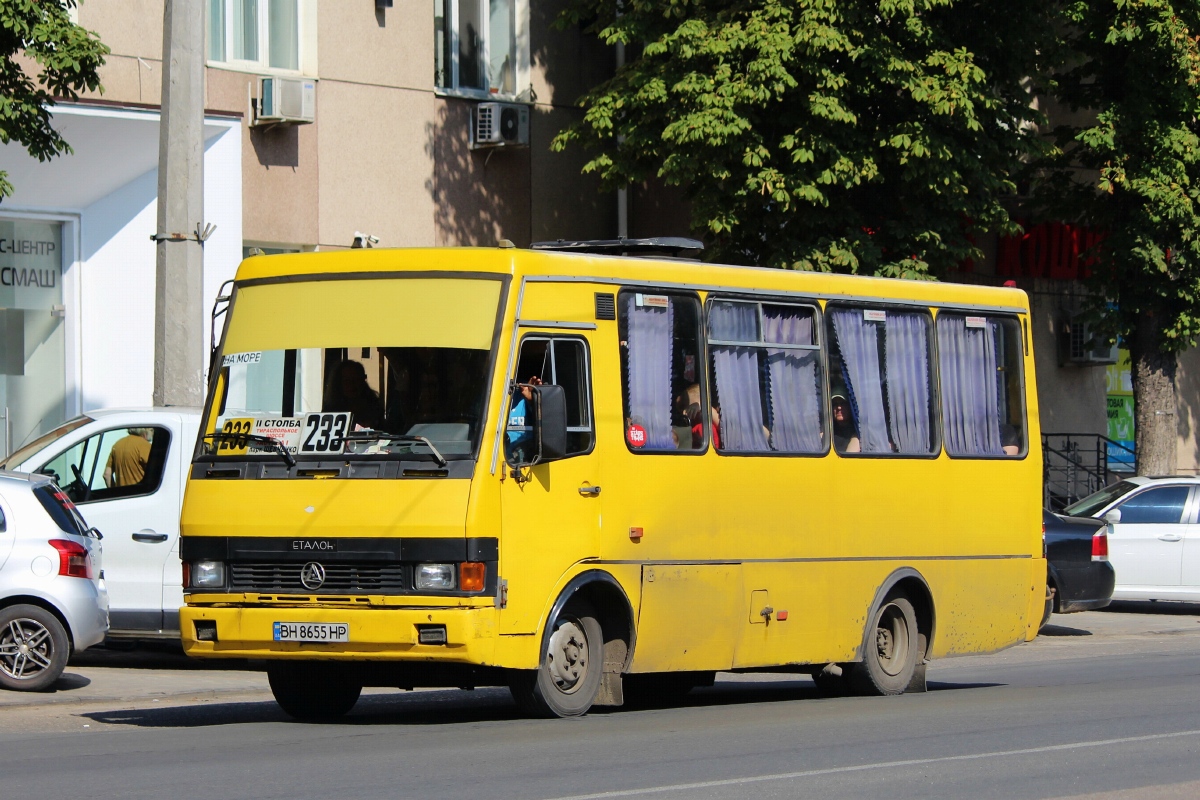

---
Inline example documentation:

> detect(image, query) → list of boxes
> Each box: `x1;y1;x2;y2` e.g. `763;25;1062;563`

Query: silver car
0;471;108;691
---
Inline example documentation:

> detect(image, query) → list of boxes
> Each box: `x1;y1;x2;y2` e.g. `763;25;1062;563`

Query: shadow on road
1038;623;1093;637
1105;601;1200;616
69;642;256;672
78;675;1007;729
47;672;91;692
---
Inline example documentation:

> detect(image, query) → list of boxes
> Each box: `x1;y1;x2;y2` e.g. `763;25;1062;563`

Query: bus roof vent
530;237;704;259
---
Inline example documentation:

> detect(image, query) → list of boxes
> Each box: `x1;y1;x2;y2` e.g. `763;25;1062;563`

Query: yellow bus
179;241;1045;720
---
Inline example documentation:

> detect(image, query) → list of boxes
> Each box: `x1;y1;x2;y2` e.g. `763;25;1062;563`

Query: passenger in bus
832;394;861;453
327;359;384;430
1000;424;1020;455
506;374;542;463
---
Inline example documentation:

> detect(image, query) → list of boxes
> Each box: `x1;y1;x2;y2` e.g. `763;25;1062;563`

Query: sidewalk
3;600;1199;712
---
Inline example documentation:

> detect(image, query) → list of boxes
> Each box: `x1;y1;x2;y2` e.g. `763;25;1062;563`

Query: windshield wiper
341;431;448;468
202;432;296;468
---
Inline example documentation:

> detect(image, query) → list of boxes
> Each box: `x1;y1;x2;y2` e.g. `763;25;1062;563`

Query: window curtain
626;295;675;449
831;308;891;453
937;316;1003;455
763;308;822;453
884;313;931;454
709;302;769;451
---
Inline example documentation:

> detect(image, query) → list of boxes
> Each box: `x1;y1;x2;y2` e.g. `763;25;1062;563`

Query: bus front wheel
851;594;920;696
268;662;362;721
509;598;603;718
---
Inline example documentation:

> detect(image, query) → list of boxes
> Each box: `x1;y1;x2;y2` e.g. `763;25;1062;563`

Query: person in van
104;427;152;488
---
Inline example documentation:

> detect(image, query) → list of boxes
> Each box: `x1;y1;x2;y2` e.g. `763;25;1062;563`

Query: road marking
543;729;1200;800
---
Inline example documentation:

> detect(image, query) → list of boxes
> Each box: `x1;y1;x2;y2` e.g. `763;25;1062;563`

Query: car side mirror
1103;508;1122;524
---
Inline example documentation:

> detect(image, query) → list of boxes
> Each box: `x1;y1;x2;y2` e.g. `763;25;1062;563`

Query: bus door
499;334;601;634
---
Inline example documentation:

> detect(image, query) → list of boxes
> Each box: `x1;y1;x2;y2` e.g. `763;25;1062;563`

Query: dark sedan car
1042;509;1115;627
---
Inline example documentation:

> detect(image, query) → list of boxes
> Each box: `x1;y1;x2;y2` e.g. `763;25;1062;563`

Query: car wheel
0;605;71;692
509;598;603;718
267;662;362;721
850;594;920;696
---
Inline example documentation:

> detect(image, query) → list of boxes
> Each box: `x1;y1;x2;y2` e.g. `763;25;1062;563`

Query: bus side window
508;336;594;462
937;314;1026;457
827;305;937;456
617;291;705;452
707;299;825;454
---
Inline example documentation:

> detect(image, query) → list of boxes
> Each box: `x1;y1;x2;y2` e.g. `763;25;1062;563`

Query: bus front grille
229;562;406;593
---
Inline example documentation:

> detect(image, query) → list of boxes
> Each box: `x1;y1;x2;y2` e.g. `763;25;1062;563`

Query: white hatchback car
0;409;200;638
0;471;108;690
1061;476;1200;602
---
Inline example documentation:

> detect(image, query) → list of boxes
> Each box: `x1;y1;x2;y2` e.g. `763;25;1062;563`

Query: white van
1;409;199;638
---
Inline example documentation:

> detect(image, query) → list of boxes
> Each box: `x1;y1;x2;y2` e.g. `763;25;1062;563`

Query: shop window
707;299;825;454
208;0;303;72
435;0;528;98
507;337;594;462
827;305;937;456
618;291;705;453
936;313;1026;457
38;427;171;504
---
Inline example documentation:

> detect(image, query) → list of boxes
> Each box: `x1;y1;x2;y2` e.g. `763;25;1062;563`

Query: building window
435;0;527;98
208;0;301;72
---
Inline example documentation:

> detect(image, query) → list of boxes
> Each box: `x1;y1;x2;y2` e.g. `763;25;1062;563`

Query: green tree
0;0;107;198
554;0;1056;278
1037;0;1200;474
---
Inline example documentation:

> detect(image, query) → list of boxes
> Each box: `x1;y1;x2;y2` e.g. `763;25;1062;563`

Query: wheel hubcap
875;603;909;678
546;619;589;694
0;619;55;681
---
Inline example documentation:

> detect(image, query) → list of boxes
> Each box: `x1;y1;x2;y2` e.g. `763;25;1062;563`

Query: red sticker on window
627;424;647;448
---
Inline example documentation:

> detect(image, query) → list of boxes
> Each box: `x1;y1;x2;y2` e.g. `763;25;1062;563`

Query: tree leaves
0;0;108;198
555;0;1054;274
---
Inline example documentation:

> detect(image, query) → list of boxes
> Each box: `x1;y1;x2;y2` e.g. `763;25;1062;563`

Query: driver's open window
506;336;593;463
39;426;171;504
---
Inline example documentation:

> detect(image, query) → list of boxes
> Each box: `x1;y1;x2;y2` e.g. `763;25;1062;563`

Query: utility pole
154;0;205;407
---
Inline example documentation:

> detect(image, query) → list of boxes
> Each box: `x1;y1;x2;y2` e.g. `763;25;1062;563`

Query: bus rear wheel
268;662;362;721
851;594;920;696
509;598;603;718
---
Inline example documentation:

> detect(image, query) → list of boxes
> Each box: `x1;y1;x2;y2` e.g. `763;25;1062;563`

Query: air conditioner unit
254;77;315;126
472;102;529;149
1060;316;1119;365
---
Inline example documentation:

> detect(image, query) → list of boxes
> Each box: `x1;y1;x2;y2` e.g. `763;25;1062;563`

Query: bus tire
268;662;362;721
851;594;919;696
509;598;603;718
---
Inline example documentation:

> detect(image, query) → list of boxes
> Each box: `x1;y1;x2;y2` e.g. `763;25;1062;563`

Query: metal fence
1042;433;1136;511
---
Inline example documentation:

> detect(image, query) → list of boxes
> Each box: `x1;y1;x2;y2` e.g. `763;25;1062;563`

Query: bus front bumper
180;604;499;662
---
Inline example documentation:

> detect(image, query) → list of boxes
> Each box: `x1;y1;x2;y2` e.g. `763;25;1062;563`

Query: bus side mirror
534;384;568;463
506;383;568;471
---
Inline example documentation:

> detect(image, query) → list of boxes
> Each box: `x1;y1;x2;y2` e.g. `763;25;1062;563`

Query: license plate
273;622;349;643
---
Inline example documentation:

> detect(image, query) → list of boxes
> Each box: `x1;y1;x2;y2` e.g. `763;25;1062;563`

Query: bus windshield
201;276;502;461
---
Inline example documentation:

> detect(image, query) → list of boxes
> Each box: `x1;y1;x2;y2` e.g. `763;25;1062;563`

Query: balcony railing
1043;432;1136;511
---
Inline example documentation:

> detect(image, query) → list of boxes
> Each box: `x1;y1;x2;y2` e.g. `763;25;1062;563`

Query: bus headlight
415;563;456;590
191;560;226;588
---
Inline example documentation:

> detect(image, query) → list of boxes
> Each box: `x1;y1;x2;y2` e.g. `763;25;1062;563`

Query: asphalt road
5;602;1200;799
